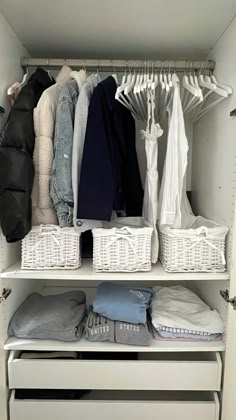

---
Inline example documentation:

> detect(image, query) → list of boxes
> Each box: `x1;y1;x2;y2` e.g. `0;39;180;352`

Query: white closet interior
1;2;236;420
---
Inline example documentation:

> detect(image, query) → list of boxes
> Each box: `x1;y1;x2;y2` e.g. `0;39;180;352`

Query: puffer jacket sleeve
0;68;54;242
32;93;58;225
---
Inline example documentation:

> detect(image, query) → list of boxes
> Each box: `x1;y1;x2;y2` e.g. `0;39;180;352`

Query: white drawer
8;351;222;391
9;390;220;420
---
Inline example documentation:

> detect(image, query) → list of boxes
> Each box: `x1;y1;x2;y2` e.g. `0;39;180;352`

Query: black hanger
0;106;5;113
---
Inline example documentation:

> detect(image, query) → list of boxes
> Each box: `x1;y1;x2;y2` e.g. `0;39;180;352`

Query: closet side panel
0;10;30;273
0;10;29;128
221;202;236;420
0;234;20;273
0;12;29;420
191;16;236;267
191;16;236;420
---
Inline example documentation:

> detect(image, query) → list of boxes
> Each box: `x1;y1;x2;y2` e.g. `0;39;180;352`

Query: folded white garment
151;286;224;334
156;325;214;336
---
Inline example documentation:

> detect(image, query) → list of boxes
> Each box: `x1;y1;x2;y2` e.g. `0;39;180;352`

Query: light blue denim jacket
50;71;86;227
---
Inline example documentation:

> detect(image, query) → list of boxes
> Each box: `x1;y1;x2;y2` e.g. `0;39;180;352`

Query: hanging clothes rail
20;57;215;72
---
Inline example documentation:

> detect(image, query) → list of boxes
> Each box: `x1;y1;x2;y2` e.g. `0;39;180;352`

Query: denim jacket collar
56;65;72;85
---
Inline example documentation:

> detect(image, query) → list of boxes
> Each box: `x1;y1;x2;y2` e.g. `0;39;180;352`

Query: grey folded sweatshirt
8;291;86;342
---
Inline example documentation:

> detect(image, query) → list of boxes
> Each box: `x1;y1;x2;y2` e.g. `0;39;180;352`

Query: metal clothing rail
20;57;215;72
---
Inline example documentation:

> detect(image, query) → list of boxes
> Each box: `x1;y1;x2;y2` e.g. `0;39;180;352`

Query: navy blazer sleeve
77;85;114;221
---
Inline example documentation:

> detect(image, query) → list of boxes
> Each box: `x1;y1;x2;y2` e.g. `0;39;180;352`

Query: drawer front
8;351;222;391
10;391;220;420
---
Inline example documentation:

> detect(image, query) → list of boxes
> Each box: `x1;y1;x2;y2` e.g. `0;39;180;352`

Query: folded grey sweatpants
84;310;151;346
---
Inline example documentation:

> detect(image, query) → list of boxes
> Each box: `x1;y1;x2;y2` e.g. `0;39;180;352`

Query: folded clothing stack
150;286;224;342
8;291;86;342
84;282;152;346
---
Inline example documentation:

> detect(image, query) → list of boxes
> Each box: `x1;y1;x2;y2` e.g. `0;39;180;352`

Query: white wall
0;11;28;128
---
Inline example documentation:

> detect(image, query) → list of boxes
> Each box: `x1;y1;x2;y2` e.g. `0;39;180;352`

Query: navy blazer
77;76;143;221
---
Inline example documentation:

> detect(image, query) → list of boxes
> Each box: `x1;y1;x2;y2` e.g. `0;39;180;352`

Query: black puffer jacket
0;68;54;242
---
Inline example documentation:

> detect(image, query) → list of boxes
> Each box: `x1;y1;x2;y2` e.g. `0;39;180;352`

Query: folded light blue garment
93;282;152;324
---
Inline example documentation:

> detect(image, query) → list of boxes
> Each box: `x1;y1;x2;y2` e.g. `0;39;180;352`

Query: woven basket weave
21;225;81;270
160;218;228;273
92;226;153;272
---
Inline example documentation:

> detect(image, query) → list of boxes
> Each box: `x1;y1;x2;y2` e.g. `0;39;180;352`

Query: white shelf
4;337;225;352
1;260;230;281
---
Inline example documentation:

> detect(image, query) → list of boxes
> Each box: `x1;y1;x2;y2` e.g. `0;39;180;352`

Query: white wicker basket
21;225;81;270
160;217;228;272
92;226;153;272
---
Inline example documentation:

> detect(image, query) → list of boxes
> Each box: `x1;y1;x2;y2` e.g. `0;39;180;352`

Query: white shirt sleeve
159;83;189;228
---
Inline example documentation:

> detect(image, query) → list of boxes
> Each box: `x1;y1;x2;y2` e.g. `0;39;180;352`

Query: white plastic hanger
7;64;29;96
182;74;198;110
182;70;199;112
187;66;216;115
211;74;233;95
162;69;171;116
96;60;100;79
121;68;128;85
130;63;147;120
185;72;203;113
183;62;202;112
139;62;150;119
124;67;140;119
194;73;229;121
115;63;135;112
46;59;54;81
167;62;173;88
132;71;144;120
111;61;118;85
136;68;147;120
158;63;166;121
116;62;131;95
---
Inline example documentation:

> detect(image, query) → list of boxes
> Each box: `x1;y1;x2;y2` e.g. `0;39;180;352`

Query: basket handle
112;226;134;236
40;224;61;233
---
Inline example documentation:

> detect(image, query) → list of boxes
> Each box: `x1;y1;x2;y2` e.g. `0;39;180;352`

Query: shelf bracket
220;289;236;310
0;288;12;303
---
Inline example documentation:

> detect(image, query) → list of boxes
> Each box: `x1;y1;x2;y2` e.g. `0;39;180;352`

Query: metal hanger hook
96;59;100;76
111;60;116;74
190;61;193;75
128;61;131;74
160;61;164;77
199;60;203;76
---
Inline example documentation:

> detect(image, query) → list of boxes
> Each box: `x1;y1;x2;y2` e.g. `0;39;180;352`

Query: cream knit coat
32;65;72;225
